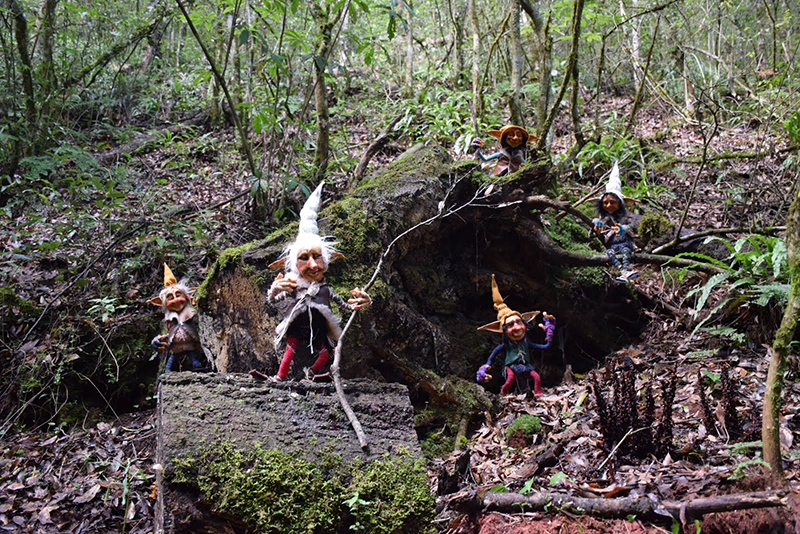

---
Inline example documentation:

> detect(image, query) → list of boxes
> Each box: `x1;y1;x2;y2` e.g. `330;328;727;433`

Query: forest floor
2;96;800;533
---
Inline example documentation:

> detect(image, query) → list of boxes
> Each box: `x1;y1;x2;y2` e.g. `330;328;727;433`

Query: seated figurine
148;263;206;372
591;162;639;283
250;183;371;382
470;125;539;176
476;274;555;396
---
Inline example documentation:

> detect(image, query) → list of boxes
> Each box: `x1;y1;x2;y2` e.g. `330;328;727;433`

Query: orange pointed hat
477;274;540;333
486;125;540;146
162;263;178;288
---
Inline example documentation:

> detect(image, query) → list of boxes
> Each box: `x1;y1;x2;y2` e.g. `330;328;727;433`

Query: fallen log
442;487;788;524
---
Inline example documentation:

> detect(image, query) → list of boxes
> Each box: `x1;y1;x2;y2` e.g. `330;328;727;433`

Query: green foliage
574;135;640;174
87;296;128;323
682;234;789;337
170;443;434;534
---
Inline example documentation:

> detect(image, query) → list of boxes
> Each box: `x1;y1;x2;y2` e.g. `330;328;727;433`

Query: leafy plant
681;234;789;337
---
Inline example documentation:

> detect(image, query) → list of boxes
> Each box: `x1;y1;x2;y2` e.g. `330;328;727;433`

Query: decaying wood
443;488;787;523
351;111;405;186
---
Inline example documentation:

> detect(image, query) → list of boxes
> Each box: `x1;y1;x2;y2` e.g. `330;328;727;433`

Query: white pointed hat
600;162;636;207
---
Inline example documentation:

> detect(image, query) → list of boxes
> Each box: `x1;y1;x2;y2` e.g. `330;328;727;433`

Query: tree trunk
310;0;336;179
537;0;584;149
403;0;414;99
762;177;800;482
9;0;36;140
450;0;465;89
520;0;552;142
509;0;523;126
468;0;482;117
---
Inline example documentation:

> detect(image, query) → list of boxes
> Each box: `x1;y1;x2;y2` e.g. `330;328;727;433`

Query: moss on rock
170;442;434;534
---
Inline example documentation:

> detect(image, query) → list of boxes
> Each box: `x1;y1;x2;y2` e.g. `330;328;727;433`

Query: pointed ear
187;287;198;305
148;296;164;307
487;129;503;139
268;257;287;269
329;252;345;263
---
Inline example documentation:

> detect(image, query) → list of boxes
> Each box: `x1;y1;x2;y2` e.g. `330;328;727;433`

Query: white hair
157;280;194;312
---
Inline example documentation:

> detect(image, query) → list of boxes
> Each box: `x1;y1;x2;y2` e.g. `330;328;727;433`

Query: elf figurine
470;124;539;176
148;263;206;372
250;183;371;382
476;274;555;396
592;162;639;282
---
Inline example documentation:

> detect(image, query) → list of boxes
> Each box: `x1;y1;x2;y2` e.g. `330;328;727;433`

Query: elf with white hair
148;263;206;372
476;275;556;396
252;183;371;382
592;162;639;282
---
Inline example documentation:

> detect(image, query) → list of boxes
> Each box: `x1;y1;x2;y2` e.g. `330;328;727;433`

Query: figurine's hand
614;225;625;236
270;273;297;295
539;312;556;329
592;219;605;234
152;334;168;352
348;287;372;310
476;365;492;383
470;137;484;151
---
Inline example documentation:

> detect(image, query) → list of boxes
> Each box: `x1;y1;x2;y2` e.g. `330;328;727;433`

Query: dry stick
651;225;786;255
331;170;487;450
595;426;649;473
660;100;720;251
449;488;787;522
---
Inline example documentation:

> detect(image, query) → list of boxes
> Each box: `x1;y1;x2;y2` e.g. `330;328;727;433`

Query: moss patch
170;442;434;534
506;414;542;441
543;213;606;286
638;211;672;248
196;240;261;305
355;145;451;194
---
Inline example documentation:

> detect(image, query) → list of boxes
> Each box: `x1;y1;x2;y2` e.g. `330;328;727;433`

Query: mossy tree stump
197;145;643;392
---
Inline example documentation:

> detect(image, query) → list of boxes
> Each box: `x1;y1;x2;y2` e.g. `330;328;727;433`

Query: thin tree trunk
624;15;660;135
537;0;584;149
311;0;335;179
8;0;36;136
468;0;482;117
403;0;414;98
509;0;523;125
762;177;800;482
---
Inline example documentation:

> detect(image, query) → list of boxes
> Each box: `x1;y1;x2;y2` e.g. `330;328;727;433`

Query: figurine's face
602;194;621;215
164;289;189;312
297;245;326;282
505;129;525;148
504;315;527;342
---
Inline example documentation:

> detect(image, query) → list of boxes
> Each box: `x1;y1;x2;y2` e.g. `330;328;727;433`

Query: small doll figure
148;263;206;372
475;274;556;396
591;162;639;282
470;125;539;176
251;183;371;382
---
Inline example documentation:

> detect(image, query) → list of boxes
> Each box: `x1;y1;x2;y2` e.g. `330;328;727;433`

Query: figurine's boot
276;336;299;380
529;370;543;395
309;345;329;375
500;367;516;395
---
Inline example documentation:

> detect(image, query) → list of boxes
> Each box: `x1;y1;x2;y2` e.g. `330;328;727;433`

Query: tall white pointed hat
600;162;636;208
268;183;343;270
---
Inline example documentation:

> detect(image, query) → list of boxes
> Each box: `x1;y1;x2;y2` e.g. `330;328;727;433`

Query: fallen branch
651;225;785;255
444;488;787;523
350;111;405;187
